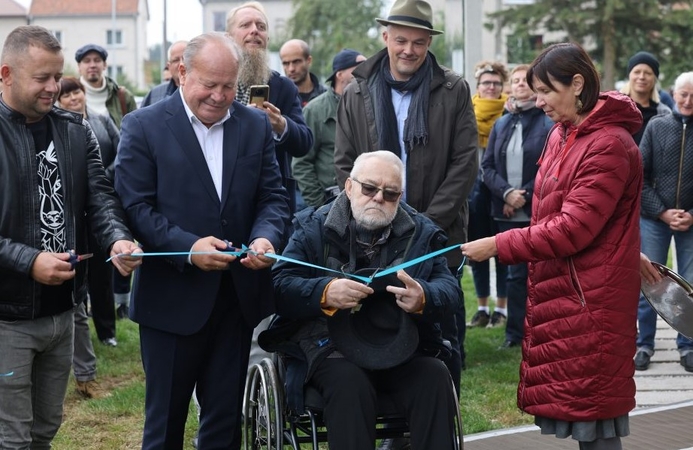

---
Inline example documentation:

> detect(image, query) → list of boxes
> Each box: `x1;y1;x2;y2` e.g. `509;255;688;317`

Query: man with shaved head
280;38;326;107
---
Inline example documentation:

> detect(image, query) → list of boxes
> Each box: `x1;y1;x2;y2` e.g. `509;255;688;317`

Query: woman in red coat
461;43;643;450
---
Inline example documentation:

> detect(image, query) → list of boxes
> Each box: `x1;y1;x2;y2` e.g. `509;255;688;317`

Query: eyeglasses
479;81;503;88
351;178;402;202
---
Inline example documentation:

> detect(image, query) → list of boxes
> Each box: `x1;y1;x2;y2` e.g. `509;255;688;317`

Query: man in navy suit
114;32;290;450
225;1;313;216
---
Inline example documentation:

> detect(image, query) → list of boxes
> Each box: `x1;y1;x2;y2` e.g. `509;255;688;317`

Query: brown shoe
75;380;109;399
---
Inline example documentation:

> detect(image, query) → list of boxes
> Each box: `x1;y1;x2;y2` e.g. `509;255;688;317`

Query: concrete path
635;316;693;407
464;316;693;448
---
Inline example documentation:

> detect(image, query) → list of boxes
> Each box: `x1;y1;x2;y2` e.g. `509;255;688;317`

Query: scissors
68;250;94;270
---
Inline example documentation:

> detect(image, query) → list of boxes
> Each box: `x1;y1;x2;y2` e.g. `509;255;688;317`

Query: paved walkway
464;316;693;448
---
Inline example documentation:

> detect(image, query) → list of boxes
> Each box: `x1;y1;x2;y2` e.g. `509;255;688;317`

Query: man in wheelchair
260;151;460;449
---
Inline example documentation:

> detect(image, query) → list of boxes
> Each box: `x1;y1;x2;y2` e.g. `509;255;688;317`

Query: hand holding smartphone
249;85;270;107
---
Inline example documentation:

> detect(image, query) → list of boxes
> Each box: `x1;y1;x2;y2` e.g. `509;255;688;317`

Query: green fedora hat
376;0;443;35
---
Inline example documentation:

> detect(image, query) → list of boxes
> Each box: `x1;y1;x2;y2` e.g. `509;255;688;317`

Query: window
106;29;123;46
213;11;226;32
107;65;124;79
50;30;62;44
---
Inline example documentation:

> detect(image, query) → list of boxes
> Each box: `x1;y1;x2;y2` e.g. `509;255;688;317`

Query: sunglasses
351;178;402;203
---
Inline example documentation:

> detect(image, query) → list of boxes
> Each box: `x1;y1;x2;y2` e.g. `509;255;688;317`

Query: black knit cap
627;52;659;78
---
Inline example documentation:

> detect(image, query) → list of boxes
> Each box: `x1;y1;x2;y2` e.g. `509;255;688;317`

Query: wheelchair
242;356;464;449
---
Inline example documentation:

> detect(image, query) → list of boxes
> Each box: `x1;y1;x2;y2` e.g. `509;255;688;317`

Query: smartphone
249;85;270;107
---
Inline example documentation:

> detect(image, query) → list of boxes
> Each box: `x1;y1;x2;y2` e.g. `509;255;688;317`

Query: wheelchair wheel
451;376;465;450
243;357;284;449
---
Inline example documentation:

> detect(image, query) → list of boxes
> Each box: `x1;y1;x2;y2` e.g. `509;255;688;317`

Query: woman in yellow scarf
467;60;510;332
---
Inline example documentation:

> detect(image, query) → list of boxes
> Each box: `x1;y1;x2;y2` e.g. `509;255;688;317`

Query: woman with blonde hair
467;60;509;329
619;51;671;145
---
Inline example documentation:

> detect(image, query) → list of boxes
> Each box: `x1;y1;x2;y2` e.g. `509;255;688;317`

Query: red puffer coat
496;92;643;422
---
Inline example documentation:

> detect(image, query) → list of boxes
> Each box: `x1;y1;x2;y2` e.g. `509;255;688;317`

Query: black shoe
116;304;129;320
486;311;507;328
377;437;411;450
498;339;519;350
634;350;651;370
467;310;490;327
681;353;693;372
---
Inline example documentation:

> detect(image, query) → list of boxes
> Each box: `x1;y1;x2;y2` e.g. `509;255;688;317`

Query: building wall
0;17;28;48
29;13;147;90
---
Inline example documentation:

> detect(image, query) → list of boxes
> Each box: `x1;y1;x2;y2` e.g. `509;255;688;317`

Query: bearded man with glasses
263;150;461;449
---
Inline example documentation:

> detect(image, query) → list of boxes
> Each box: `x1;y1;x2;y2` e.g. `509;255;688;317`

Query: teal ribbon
108;243;464;285
0;372;13;377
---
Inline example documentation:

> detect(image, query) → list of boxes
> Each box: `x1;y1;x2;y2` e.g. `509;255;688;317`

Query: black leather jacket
0;98;133;320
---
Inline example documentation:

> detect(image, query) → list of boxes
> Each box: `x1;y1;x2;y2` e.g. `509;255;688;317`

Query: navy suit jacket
268;71;313;213
114;93;290;335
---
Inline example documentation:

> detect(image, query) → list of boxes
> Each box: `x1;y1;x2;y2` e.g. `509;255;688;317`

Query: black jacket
260;195;460;414
0;99;133;320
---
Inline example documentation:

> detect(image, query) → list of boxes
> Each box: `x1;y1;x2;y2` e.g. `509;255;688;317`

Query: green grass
459;269;533;434
53;266;530;448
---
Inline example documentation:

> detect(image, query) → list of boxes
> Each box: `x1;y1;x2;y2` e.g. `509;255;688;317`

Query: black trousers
140;277;252;450
310;356;457;450
87;234;115;341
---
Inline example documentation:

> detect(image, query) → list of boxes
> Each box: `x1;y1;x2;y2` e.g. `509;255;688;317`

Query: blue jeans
0;308;74;449
638;217;693;351
497;221;529;344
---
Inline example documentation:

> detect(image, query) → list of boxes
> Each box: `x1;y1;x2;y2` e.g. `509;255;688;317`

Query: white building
27;0;150;90
0;0;29;50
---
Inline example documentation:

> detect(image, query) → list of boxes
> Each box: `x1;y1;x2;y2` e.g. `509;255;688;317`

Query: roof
29;0;141;16
0;0;27;17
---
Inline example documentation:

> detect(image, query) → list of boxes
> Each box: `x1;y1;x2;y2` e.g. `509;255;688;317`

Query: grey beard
238;49;272;87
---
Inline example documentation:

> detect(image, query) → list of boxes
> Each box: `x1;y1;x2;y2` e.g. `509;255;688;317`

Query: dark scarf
372;53;432;157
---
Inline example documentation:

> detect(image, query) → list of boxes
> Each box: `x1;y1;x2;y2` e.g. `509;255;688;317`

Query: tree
286;0;385;80
487;0;693;90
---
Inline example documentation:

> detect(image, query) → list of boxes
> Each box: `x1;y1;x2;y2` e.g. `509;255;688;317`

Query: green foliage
287;0;386;80
116;74;147;97
488;0;693;89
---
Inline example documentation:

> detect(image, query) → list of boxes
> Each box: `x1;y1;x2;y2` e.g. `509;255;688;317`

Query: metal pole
463;0;483;86
162;0;168;76
111;0;117;81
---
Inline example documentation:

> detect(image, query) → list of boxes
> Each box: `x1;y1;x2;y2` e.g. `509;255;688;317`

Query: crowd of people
0;0;691;449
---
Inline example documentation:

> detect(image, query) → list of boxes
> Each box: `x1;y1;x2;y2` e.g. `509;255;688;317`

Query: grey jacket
641;111;693;218
334;48;478;266
0;99;133;320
